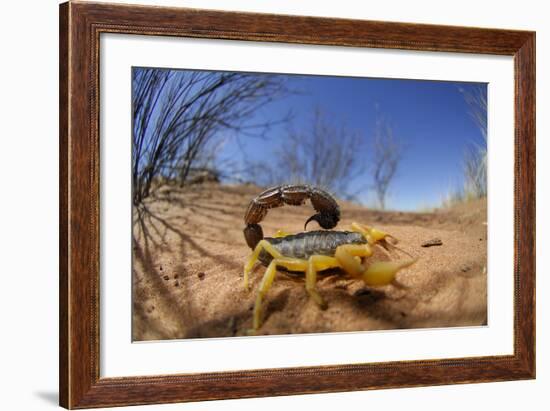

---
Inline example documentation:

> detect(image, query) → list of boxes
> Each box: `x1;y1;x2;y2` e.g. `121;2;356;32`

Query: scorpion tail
244;184;341;247
244;224;264;249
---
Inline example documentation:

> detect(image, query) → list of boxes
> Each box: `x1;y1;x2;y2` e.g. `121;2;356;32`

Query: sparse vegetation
441;85;487;208
245;108;405;206
371;116;403;210
132;68;287;205
245;107;367;200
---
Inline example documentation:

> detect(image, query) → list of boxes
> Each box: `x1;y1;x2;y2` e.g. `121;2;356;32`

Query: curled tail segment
243;184;340;249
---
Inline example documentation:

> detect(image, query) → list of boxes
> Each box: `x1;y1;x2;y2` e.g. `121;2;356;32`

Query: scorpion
243;184;417;331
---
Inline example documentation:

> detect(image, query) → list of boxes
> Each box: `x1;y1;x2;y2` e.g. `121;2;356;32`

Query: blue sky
133;68;486;211
215;73;486;211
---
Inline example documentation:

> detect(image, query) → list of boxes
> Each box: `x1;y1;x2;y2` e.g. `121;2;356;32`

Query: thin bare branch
132;68;288;205
371;116;403;210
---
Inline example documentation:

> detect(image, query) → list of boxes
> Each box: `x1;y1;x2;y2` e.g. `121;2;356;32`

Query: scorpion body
258;230;366;268
243;184;416;331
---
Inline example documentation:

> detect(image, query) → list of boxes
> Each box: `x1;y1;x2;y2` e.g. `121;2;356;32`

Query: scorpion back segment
243;184;341;249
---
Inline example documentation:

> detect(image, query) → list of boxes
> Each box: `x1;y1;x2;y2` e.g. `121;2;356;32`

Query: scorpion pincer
243;184;417;331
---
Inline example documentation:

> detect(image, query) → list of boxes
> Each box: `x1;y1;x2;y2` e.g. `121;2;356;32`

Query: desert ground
132;183;487;341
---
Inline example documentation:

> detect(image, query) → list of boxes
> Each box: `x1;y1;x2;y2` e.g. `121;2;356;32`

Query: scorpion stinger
304;210;340;230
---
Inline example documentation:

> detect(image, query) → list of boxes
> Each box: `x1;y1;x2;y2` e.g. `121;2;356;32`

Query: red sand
132;183;487;340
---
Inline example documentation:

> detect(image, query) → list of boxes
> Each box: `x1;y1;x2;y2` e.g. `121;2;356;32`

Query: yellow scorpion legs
253;257;307;330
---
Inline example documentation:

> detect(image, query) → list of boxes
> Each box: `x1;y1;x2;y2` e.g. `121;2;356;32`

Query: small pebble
174;274;179;279
421;238;443;247
174;281;179;287
354;288;371;297
197;272;206;280
159;265;163;271
163;275;169;281
460;264;472;272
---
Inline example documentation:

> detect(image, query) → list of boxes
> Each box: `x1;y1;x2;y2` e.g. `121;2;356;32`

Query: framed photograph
59;1;535;408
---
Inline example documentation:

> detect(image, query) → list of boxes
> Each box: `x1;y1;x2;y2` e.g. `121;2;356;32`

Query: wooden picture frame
59;1;535;408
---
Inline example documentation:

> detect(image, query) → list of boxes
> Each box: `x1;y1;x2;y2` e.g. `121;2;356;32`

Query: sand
132;183;487;341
